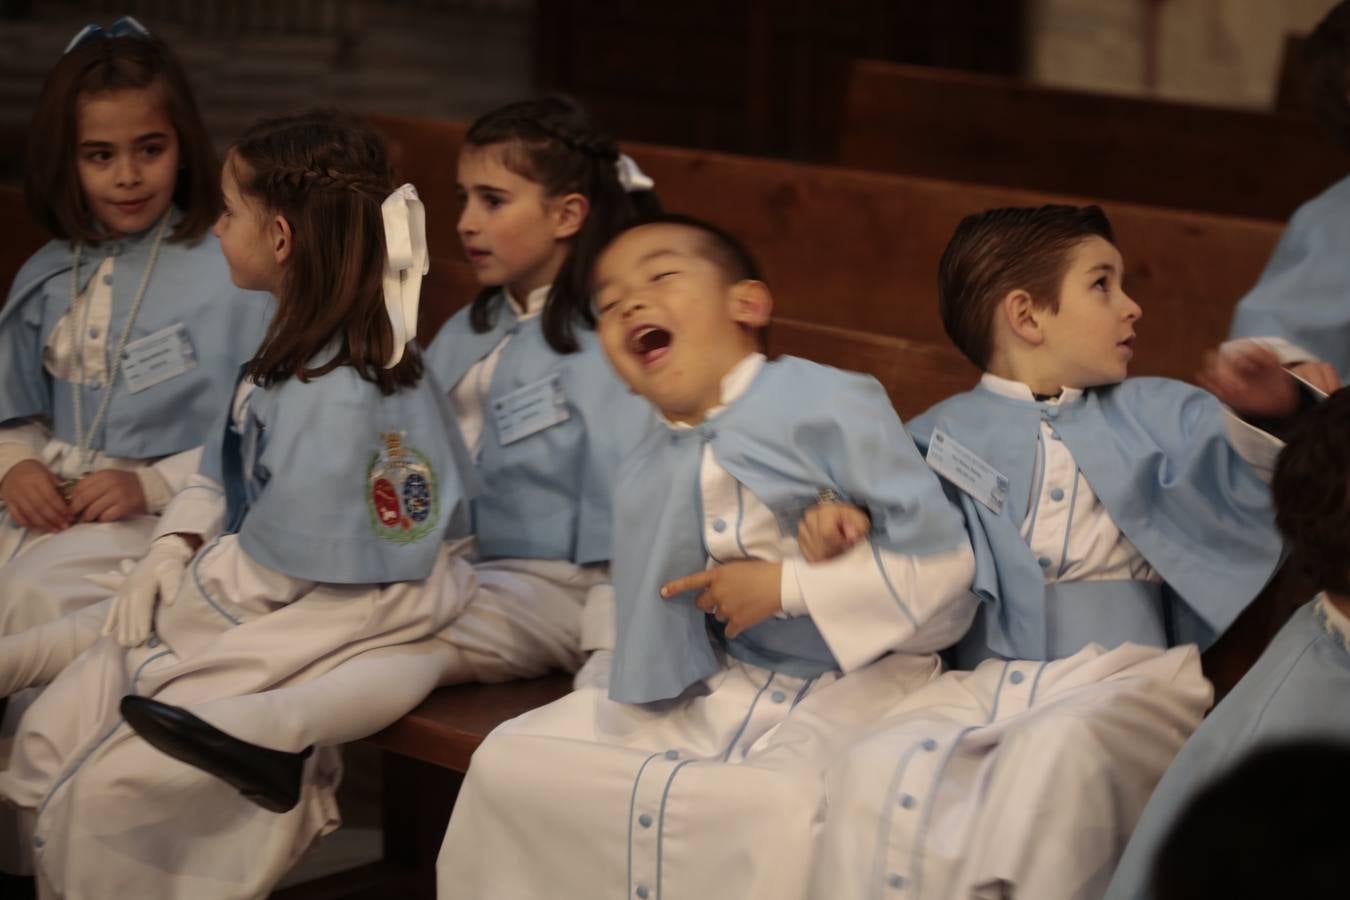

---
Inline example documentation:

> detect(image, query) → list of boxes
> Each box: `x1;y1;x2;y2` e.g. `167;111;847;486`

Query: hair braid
462;95;661;354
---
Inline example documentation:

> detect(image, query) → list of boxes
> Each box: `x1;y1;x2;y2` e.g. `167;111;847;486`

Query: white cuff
153;474;226;542
796;540;976;672
134;466;174;514
779;558;809;617
1220;336;1319;368
579;580;616;653
1221;408;1284;484
0;442;43;485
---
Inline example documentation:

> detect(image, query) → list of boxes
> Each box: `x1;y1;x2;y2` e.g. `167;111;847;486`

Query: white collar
505;284;550;321
980;371;1084;406
664;352;766;430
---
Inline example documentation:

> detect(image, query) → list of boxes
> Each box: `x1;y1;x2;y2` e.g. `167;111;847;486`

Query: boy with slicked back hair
807;204;1311;900
437;214;978;900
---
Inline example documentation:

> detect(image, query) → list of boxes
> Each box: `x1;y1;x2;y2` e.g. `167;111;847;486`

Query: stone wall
1028;0;1340;109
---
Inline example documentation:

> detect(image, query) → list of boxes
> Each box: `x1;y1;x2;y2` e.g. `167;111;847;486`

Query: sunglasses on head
64;16;152;55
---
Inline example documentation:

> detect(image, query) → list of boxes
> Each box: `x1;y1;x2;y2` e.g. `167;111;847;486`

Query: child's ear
271;214;293;266
729;280;773;328
1002;288;1045;347
552;192;590;240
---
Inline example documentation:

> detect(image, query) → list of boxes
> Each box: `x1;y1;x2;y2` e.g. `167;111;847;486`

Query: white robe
436;355;978;900
0;260;199;876
810;373;1281;900
0;291;618;896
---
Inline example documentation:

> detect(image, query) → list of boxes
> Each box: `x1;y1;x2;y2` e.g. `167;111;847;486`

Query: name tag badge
493;374;571;445
121;324;198;394
925;428;1009;515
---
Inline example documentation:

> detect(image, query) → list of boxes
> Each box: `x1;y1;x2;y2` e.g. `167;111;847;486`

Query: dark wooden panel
767;317;978;419
839;59;1350;221
532;0;1024;160
366;673;571;771
0;185;49;306
372;113;1286;385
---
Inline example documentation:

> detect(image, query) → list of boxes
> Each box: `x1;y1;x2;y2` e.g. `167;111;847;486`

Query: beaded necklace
64;211;171;484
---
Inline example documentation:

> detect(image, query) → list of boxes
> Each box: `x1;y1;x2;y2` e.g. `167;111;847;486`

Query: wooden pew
0;186;49;304
313;319;982;899
0;156;1290;896
344;315;1293;899
371;113;1286;385
836;60;1350;222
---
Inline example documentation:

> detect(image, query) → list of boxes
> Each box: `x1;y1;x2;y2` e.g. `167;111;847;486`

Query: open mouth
1118;335;1136;356
465;248;490;264
627;325;673;367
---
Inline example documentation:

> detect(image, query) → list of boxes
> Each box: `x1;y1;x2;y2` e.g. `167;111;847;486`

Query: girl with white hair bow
0;109;480;900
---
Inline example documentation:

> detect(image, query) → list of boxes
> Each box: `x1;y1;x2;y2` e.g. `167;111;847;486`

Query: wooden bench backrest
837;59;1349;222
0;186;50;305
372;114;1284;383
766;318;978;420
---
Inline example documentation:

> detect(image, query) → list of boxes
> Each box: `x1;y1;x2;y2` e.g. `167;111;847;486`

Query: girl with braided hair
0;108;478;899
89;96;663;816
0;18;269;808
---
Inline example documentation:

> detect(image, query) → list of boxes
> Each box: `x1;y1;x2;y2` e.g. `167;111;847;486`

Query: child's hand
1289;360;1341;396
661;560;782;639
798;501;870;563
68;470;147;524
0;459;70;532
1197;344;1302;419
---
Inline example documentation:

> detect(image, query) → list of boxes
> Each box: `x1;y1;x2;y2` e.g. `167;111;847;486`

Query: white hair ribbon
615;153;655;193
380;183;428;368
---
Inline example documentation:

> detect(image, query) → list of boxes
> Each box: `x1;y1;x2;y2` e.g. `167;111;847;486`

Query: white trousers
437;651;946;900
0;537;602;898
816;643;1212;900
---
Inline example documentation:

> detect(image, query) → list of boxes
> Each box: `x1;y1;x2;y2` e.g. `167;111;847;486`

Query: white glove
572;649;613;691
85;558;136;593
102;535;195;647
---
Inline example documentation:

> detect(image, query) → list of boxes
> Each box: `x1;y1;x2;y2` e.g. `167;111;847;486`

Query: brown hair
937;204;1115;368
1272;386;1350;595
24;33;218;244
231;109;420;395
463;95;661;354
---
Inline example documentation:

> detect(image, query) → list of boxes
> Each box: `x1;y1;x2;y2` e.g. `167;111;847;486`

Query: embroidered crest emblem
367;430;438;542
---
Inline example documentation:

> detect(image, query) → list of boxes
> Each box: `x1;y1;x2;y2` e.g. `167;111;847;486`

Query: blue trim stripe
38;648;174;820
790;675;818;710
986;661;1012;723
733;482;751;559
1023;429;1047;544
721;672;775;762
694;464;725;566
871;544;919;629
1027;660;1050;706
190;537;241;626
870;742;922;900
655;759;698;899
909;726;979;899
627;751;666;894
1054;472;1082;579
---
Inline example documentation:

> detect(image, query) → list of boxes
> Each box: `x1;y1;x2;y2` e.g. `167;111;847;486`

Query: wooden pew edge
369;113;1291;235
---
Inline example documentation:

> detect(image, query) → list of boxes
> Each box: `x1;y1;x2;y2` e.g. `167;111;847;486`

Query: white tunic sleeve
1219;336;1319;368
134;445;204;514
152;472;226;542
784;540;976;672
579;574;616;653
0;419;50;482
